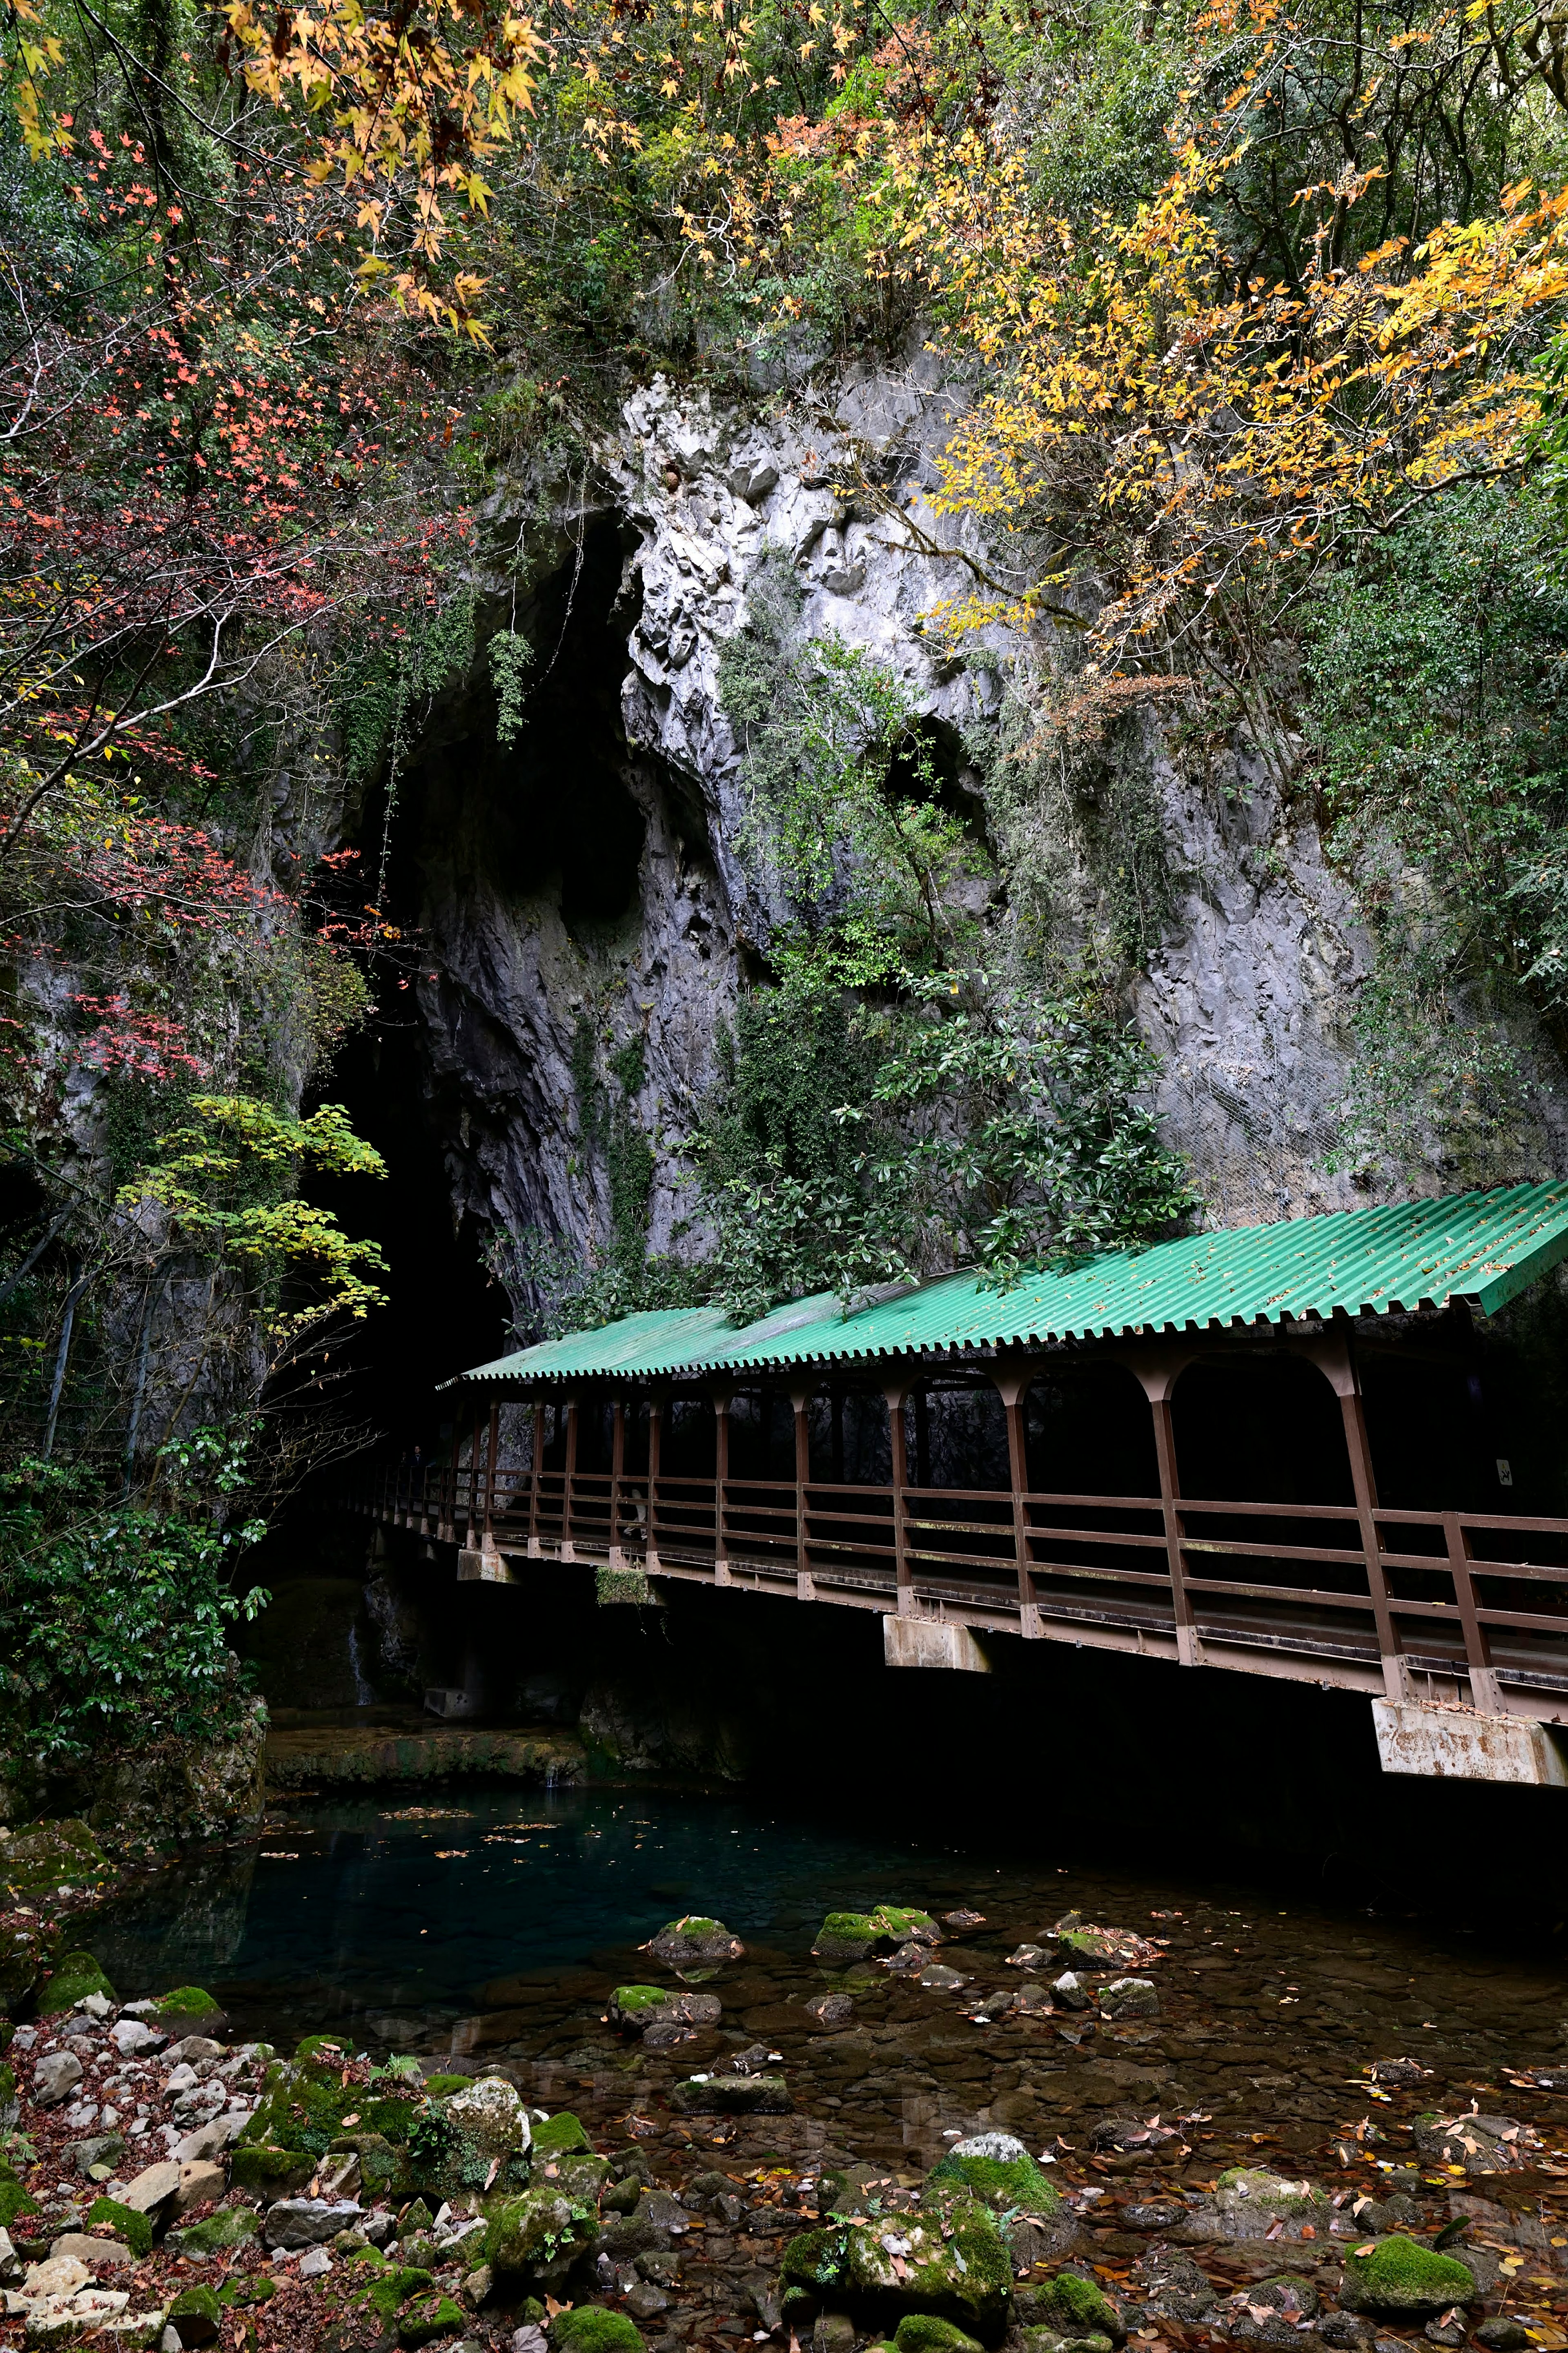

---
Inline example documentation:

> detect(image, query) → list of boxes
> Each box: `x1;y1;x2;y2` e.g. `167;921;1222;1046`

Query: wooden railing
347;1454;1568;1718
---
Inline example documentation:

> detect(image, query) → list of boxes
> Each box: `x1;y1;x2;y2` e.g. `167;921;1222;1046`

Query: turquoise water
84;1781;1022;2042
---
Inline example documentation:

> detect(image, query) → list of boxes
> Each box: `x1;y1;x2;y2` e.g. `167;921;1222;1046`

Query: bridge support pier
883;1616;991;1673
1372;1698;1568;1785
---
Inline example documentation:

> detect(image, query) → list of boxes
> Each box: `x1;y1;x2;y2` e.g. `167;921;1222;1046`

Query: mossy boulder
218;2278;278;2310
420;2072;470;2099
430;2074;532;2195
0;2178;40;2228
670;2071;790;2114
780;2198;1012;2340
485;2187;601;2282
149;1986;225;2032
1029;2273;1125;2343
166;2285;224;2346
646;1915;743;1967
164;2204;258;2260
0;1909;58;2016
0;2062;16;2131
608;1986;671;2028
1411;2112;1528;2175
37;1950;115;2016
893;2319;984;2353
1339;2237;1479;2317
0;1819;110;1901
926;2136;1059;2216
237;2053;420;2191
1212;2169;1328;2242
813;1908;941;1964
331;2130;401;2197
398;2290;466;2346
874;1907;939;1945
230;2144;315;2196
532;2112;594;2157
85;2199;153;2260
551;2310;644;2353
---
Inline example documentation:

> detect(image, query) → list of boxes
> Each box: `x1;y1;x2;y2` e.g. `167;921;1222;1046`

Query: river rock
111;2023;163;2060
781;2199;1012;2337
670;2072;791;2113
441;2076;532;2185
119;2164;181;2218
1209;2169;1328;2241
919;1965;968;1992
263;2199;362;2250
804;1992;855;2027
1099;1978;1157;2020
32;2054;82;2109
1136;2251;1216;2322
1338;2237;1480;2317
926;2136;1059;2216
484;2188;599;2282
645;1916;743;1967
1007;1946;1051;1971
1051;1973;1092;2012
163;2208;260;2262
1411;2113;1532;2173
1021;2268;1125;2342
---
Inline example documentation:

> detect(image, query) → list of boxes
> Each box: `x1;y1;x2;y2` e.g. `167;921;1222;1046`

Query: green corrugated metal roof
458;1181;1568;1388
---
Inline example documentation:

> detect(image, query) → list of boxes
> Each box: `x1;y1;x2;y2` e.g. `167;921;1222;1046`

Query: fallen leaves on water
381;1806;476;1820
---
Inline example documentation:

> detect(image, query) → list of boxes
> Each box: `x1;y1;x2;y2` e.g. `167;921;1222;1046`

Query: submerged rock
1208;2168;1328;2241
1098;1978;1157;2020
669;2072;791;2114
1411;2113;1532;2173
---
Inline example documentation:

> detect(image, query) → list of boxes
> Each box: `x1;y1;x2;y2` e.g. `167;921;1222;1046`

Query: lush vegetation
7;0;1568;1698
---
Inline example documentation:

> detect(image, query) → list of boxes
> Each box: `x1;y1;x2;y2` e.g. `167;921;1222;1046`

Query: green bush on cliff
0;1447;268;1769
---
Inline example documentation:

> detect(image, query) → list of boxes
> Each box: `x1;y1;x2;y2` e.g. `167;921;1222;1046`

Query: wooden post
484;1401;500;1548
994;1368;1039;1636
528;1401;543;1557
610;1398;626;1568
468;1403;482;1546
647;1396;664;1571
1117;1347;1201;1667
885;1385;914;1616
1443;1510;1502;1713
791;1387;814;1599
713;1392;732;1585
561;1397;578;1562
1292;1330;1412;1703
441;1418;461;1543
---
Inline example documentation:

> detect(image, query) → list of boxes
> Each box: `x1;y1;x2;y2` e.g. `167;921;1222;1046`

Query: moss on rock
813;1914;882;1962
398;2290;467;2346
1339;2236;1479;2316
1031;2273;1124;2342
0;2179;40;2227
151;1987;224;2028
609;1986;671;2027
926;2136;1059;2215
0;1819;110;1901
86;2198;153;2259
166;2284;223;2346
551;2309;644;2353
1212;2170;1327;2241
356;2266;434;2330
37;1950;115;2016
532;2112;594;2157
647;1915;743;1966
781;2200;1012;2340
893;2317;984;2353
485;2187;600;2281
163;2205;258;2260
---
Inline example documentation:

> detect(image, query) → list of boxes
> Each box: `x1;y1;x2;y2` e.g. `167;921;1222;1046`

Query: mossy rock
609;1986;671;2028
926;2136;1059;2216
164;2204;258;2260
0;1909;58;2017
37;1950;115;2016
1212;2169;1328;2241
398;2290;466;2346
813;1914;883;1963
873;1907;939;1945
782;2199;1012;2340
297;2032;354;2065
893;2319;984;2353
550;2157;610;2205
167;2284;224;2346
0;2179;40;2227
230;2143;314;2195
218;2279;279;2310
646;1915;743;1967
428;2076;533;2197
0;1819;110;1902
1030;2273;1125;2343
356;2266;433;2330
237;2056;373;2166
332;2130;402;2195
1339;2236;1479;2316
85;2198;153;2259
533;2111;593;2157
486;2186;600;2282
421;2073;471;2098
551;2309;644;2353
360;2094;422;2145
0;2062;16;2130
151;1986;225;2030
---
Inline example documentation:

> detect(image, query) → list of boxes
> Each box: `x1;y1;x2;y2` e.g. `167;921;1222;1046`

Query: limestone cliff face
401;364;1564;1308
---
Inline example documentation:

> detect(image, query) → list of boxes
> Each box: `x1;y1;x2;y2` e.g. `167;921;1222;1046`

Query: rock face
400;361;1568;1327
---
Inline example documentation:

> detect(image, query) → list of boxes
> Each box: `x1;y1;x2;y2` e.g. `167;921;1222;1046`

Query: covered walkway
350;1183;1568;1774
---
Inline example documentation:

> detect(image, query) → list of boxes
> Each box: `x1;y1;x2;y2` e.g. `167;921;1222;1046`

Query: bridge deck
349;1461;1568;1723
